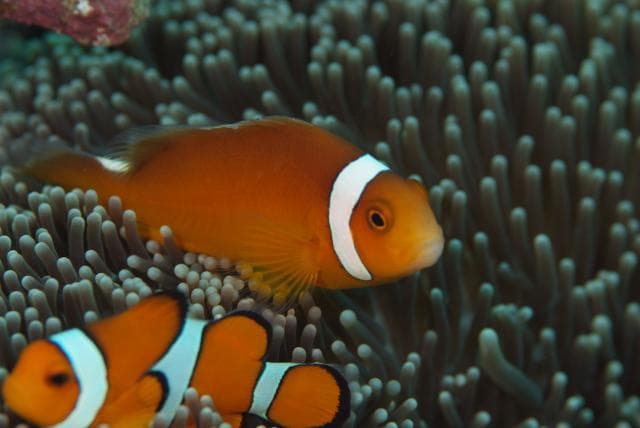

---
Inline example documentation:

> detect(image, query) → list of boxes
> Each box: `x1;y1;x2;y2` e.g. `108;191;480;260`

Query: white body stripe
49;329;108;428
248;363;297;419
97;156;130;173
328;154;389;280
151;318;206;421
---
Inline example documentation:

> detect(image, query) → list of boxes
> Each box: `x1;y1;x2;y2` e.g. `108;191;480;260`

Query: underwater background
0;0;640;426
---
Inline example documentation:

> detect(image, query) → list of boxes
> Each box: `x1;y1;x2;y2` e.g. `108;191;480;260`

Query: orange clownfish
2;292;350;427
23;117;444;299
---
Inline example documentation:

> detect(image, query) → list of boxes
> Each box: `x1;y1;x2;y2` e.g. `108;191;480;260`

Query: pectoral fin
242;219;320;306
92;374;164;428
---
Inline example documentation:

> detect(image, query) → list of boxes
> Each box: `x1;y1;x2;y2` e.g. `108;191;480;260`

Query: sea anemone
0;0;639;427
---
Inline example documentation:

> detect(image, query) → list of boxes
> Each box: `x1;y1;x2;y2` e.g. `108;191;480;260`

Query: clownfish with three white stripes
21;117;444;302
2;292;350;427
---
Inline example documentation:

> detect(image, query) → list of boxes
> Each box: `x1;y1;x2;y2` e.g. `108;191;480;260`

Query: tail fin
257;363;350;427
20;149;126;201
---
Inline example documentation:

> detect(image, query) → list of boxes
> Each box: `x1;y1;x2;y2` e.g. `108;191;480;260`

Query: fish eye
46;372;70;387
368;209;387;230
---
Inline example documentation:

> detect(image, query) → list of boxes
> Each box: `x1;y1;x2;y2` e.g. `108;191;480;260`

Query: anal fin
92;374;164;428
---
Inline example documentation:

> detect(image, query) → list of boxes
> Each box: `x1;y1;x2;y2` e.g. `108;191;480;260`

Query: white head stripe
248;363;297;419
151;318;206;421
328;154;389;280
49;329;108;428
97;157;129;173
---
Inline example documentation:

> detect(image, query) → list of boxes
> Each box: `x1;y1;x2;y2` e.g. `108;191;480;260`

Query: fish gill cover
0;0;639;427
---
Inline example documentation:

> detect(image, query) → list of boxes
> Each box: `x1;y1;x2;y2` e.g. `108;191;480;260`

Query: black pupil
371;212;385;227
48;373;69;386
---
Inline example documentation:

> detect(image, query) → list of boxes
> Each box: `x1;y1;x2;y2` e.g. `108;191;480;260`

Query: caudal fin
263;363;350;427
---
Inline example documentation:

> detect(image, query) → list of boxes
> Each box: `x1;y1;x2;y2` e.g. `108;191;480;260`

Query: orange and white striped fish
2;292;349;427
22;117;444;300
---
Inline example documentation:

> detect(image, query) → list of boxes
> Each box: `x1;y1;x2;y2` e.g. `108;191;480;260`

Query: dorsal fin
105;117;314;173
86;291;187;397
103;125;187;172
17;145;127;200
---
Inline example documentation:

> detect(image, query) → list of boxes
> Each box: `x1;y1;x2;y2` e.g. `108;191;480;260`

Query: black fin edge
264;364;351;428
320;364;351;428
147;370;170;413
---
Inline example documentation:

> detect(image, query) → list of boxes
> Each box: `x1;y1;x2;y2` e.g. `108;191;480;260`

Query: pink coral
0;0;150;46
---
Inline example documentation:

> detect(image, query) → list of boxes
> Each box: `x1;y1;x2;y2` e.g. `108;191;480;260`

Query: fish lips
415;233;445;270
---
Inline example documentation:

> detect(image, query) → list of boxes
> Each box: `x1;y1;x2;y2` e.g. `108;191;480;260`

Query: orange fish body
24;118;444;298
2;292;349;427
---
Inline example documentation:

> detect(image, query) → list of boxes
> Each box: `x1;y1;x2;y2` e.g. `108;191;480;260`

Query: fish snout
2;375;20;411
417;232;445;268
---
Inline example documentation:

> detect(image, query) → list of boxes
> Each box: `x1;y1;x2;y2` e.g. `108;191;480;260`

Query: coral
0;0;150;46
1;0;640;427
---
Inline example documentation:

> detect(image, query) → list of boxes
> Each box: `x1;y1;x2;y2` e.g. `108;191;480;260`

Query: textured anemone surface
1;0;640;427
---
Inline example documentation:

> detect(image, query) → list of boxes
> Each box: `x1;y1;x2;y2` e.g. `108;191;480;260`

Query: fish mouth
2;377;21;417
2;377;39;425
416;235;445;269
